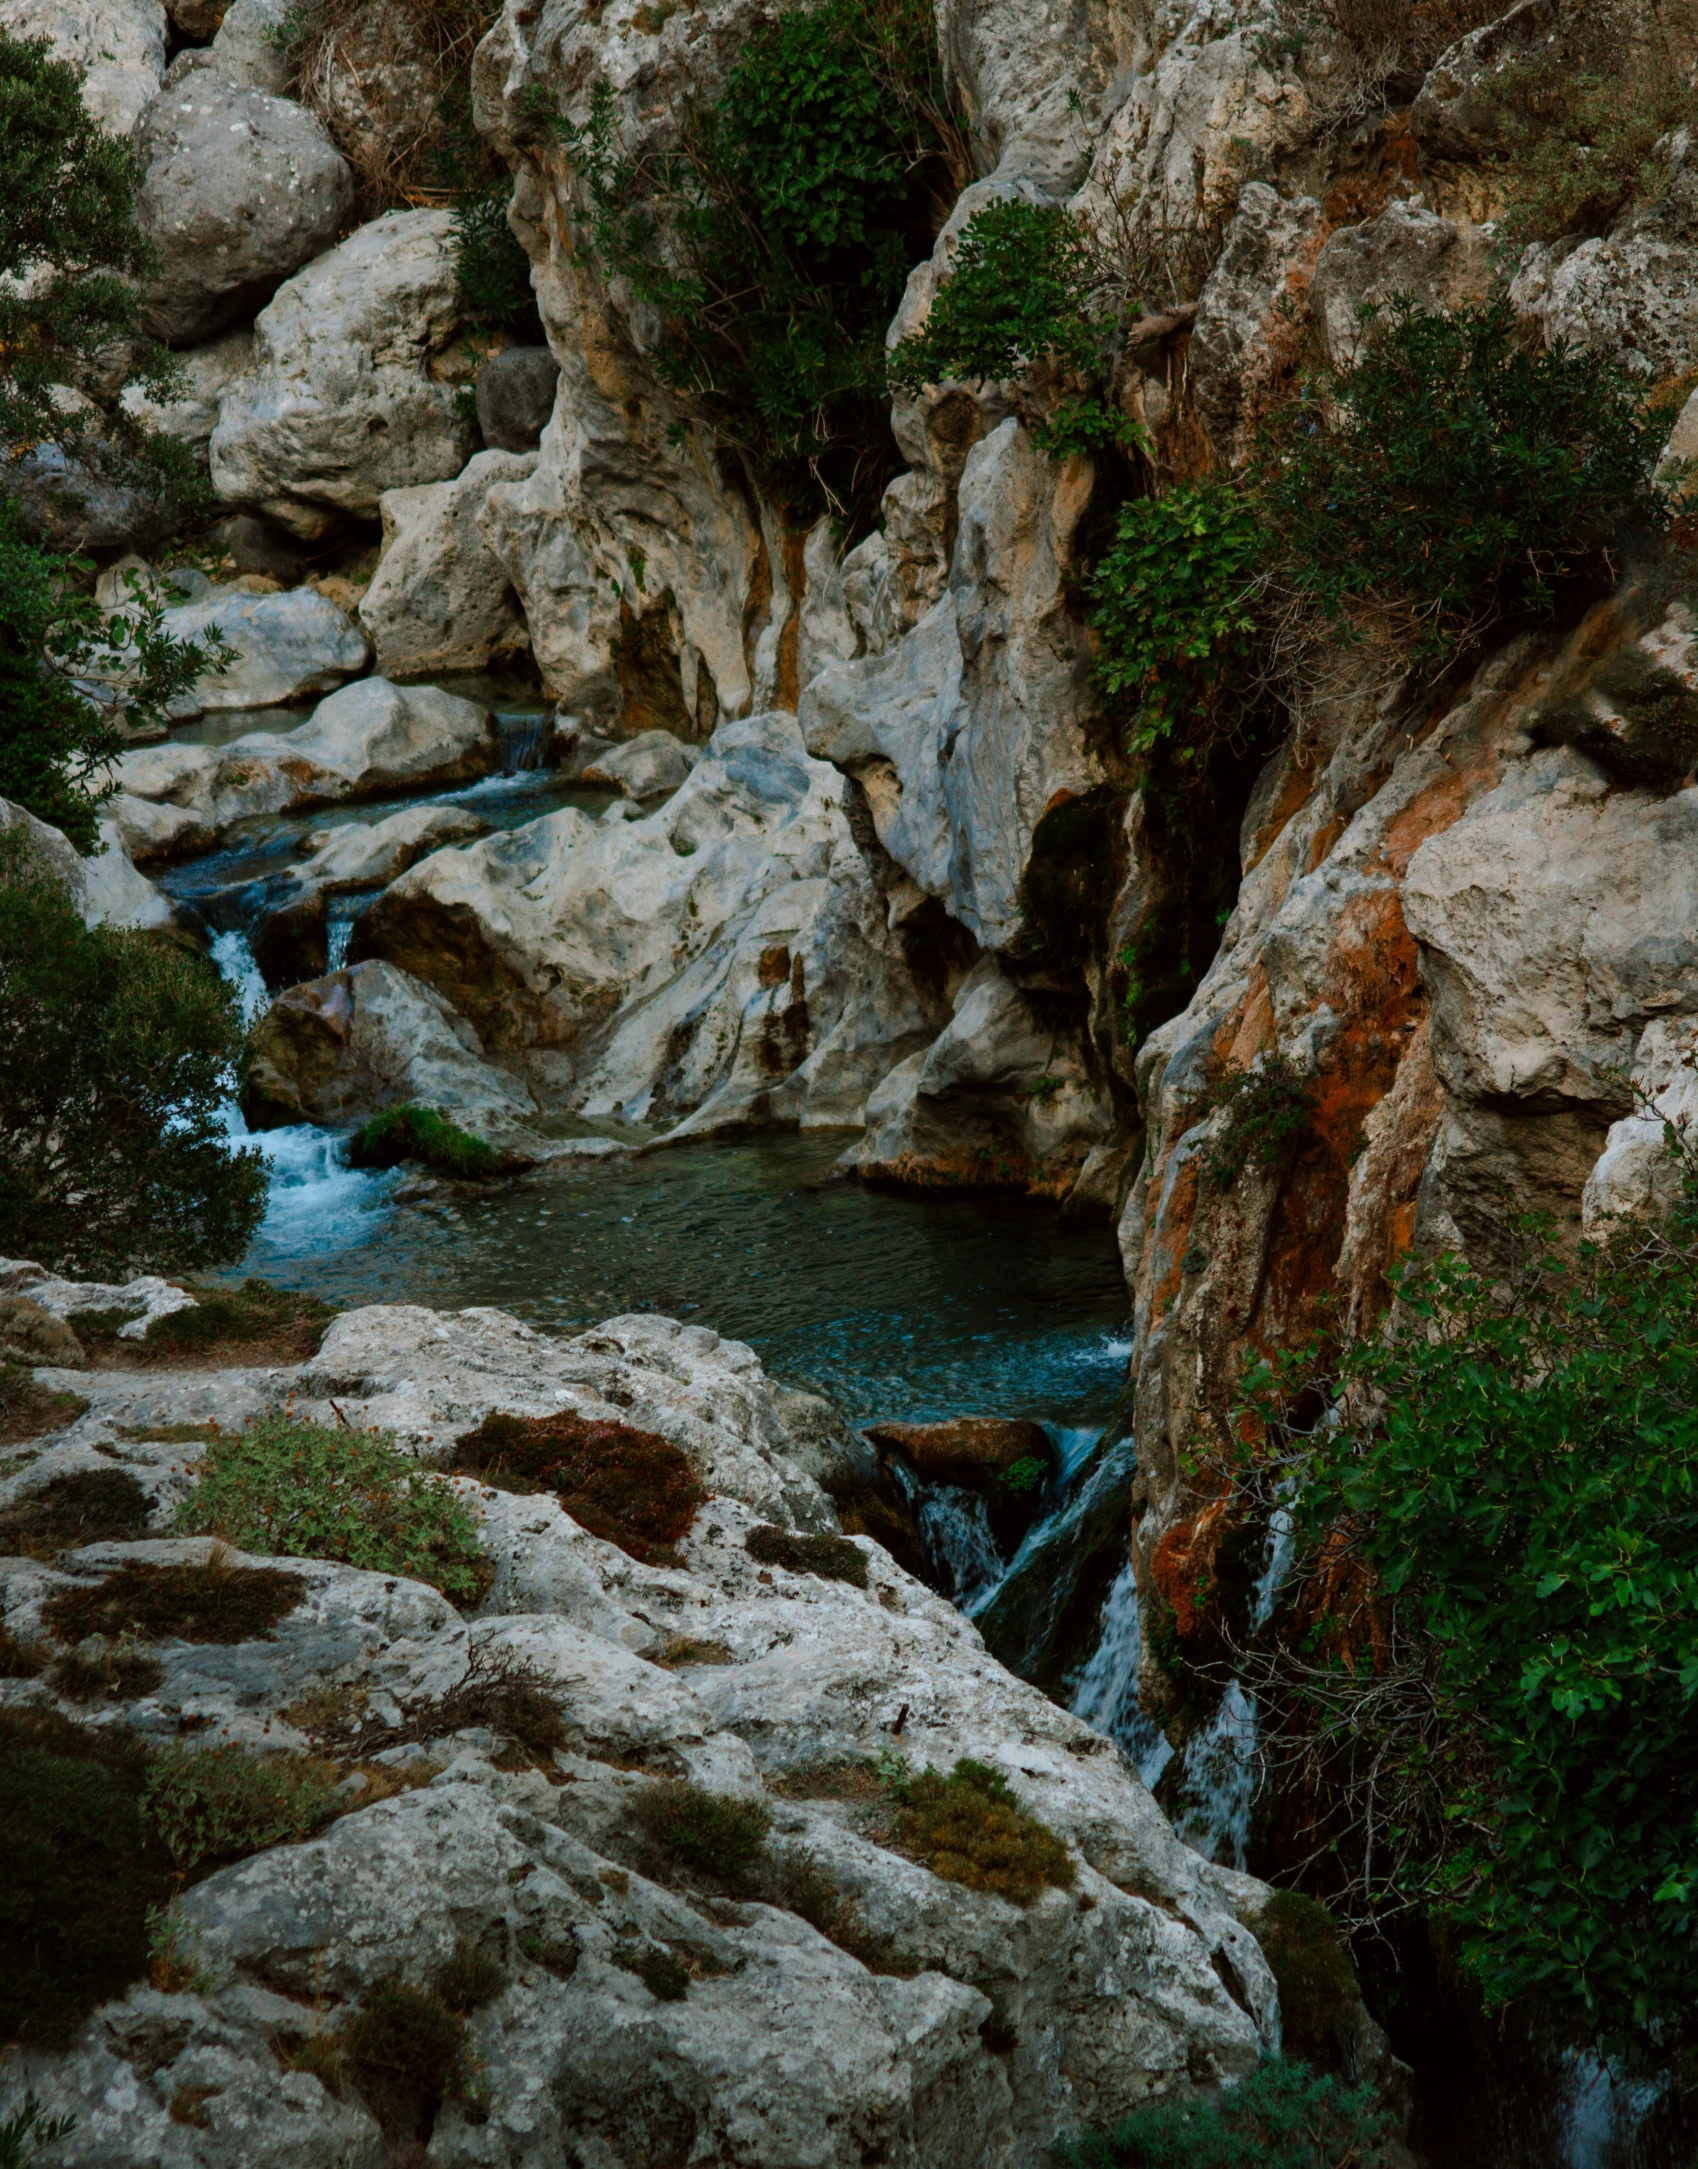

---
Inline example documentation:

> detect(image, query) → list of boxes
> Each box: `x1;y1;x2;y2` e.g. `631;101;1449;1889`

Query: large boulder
295;803;490;892
359;448;537;676
118;326;254;469
1309;202;1495;372
151;583;371;713
0;0;164;135
356;709;959;1133
0;1295;1276;2165
0;798;175;935
210;209;477;540
134;78;354;346
203;0;292;95
243;958;539;1135
2;440;174;553
113;676;497;834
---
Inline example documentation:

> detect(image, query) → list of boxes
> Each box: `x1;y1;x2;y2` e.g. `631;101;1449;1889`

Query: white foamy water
211;927;271;1028
1069;1559;1174;1785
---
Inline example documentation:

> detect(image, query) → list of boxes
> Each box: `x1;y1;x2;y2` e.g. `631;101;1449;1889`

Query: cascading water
889;1459;1006;1607
495;709;549;774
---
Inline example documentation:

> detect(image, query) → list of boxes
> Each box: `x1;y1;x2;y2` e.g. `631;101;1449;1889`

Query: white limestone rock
295;803;491;892
1309;202;1495;372
210;210;477;539
134;79;354;345
156;584;371;713
0;797;176;933
119;326;255;470
579;728;701;799
359;449;537;676
0;0;165;135
114;677;496;834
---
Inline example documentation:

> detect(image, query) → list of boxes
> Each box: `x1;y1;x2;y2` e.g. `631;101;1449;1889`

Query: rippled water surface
237;1130;1131;1429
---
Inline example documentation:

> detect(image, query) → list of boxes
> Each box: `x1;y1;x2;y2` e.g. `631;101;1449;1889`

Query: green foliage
450;193;536;331
1485;67;1698;251
0;516;223;850
629;1779;773;1892
1251;1162;1698;2053
1000;1455;1048;1495
0;2096;75;2169
451;1405;706;1567
0;1705;169;2046
545;0;965;525
140;1744;341;1879
0;851;265;1276
179;1414;489;1601
892;1757;1076;1906
1086;479;1266;757
1258;298;1670;653
889;198;1101;391
1056;2056;1389;2169
744;1522;870;1587
1202;1055;1317;1191
347;1104;502;1178
42;1558;307;1646
1251;1895;1358;2064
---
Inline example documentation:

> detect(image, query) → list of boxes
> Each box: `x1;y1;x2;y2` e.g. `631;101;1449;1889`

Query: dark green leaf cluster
545;0;964;527
1056;2056;1389;2169
887;199;1102;393
178;1414;490;1601
0;845;266;1277
141;1743;341;1878
1284;1174;1698;2051
348;1102;502;1178
1202;1055;1317;1191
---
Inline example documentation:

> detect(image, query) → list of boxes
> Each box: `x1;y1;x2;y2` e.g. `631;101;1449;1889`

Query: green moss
452;1408;707;1568
614;1942;691;2000
1252;1893;1359;2066
0;1468;151;1557
1056;2054;1389;2168
347;1105;502;1179
745;1523;869;1587
629;1779;773;1893
42;1558;307;1646
892;1758;1076;1907
178;1414;489;1602
0;1706;170;2046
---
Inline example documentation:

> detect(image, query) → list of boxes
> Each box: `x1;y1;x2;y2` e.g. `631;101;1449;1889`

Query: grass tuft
745;1524;869;1587
68;1279;331;1369
628;1779;772;1893
891;1758;1076;1907
347;1105;502;1180
0;1467;151;1557
42;1557;306;1647
452;1407;706;1567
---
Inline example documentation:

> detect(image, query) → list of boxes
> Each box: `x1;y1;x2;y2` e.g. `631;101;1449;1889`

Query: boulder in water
295;803;490;893
359;448;537;677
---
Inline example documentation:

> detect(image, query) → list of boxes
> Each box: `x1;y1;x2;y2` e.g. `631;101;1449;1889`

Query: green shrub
1239;1158;1698;2054
140;1743;340;1879
1056;2056;1388;2168
629;1779;773;1893
434;1942;509;2016
179;1415;488;1602
339;1976;469;2142
1251;1895;1358;2065
0;853;266;1277
42;1558;306;1646
1086;478;1266;758
0;1468;151;1557
888;198;1101;392
744;1523;869;1587
347;1104;502;1179
545;0;965;527
0;1705;169;2046
452;1406;706;1567
892;1757;1075;1906
1202;1056;1317;1191
1484;64;1698;251
0;2095;76;2168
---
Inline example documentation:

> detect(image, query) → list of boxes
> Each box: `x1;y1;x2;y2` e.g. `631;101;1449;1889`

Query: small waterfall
211;927;271;1028
496;710;549;774
889;1459;1006;1606
1068;1560;1173;1784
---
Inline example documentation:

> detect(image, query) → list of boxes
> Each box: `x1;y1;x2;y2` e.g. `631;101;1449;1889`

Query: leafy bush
141;1743;341;1878
43;1557;306;1646
0;1705;170;2046
347;1104;501;1179
1236;1165;1698;2055
545;0;965;526
1087;479;1266;758
744;1523;869;1587
178;1415;489;1602
1257;297;1670;655
888;198;1102;391
629;1779;773;1892
1202;1056;1317;1191
1056;2056;1388;2168
0;852;266;1277
891;1757;1075;1906
452;1406;706;1566
1482;60;1697;251
0;2096;76;2169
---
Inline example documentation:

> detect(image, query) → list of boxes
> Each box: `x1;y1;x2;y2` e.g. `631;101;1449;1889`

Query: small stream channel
176;680;1680;2169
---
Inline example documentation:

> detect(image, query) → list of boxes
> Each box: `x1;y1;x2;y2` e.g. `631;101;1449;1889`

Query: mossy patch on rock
42;1557;308;1646
744;1523;869;1587
346;1103;505;1179
69;1278;332;1370
452;1407;707;1566
1251;1891;1360;2065
890;1757;1076;1907
0;1467;152;1557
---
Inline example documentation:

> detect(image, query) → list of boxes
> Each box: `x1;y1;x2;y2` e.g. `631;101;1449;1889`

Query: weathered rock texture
0;1287;1278;2167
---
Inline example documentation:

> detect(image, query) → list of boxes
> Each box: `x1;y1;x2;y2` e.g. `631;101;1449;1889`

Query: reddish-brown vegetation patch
451;1408;706;1566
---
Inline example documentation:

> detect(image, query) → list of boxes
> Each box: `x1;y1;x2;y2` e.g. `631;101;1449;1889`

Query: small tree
0;845;266;1278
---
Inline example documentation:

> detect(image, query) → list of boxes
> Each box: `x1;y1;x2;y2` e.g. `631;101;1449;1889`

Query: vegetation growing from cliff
348;1103;503;1178
745;1522;870;1586
179;1415;490;1602
141;1743;342;1878
887;1755;1077;1905
0;852;267;1278
1229;1163;1698;2058
545;0;969;528
1056;2055;1388;2168
1203;1056;1318;1190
